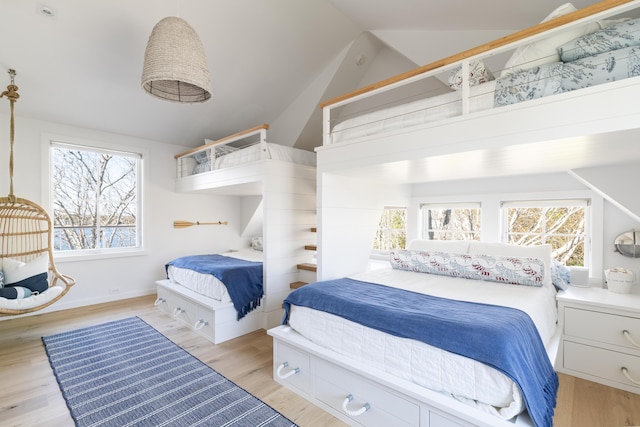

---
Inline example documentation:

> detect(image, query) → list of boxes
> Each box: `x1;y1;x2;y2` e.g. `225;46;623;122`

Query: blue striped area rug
42;316;297;427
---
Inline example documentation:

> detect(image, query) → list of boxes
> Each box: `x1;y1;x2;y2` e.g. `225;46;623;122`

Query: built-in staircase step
304;244;317;251
310;227;317;232
297;263;317;272
290;281;308;289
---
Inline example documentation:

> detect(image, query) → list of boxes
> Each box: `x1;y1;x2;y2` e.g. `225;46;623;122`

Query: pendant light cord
1;69;19;202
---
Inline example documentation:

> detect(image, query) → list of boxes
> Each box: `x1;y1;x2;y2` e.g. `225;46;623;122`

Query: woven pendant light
141;16;211;103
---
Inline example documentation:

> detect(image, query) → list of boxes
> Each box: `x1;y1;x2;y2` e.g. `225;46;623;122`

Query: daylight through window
420;203;481;241
373;207;407;252
502;199;588;266
51;142;142;252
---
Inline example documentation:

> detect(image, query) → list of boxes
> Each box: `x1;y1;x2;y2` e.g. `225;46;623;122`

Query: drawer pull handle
194;319;209;330
153;297;166;306
341;394;370;417
173;307;185;318
623;330;640;348
622;367;640;385
276;362;300;379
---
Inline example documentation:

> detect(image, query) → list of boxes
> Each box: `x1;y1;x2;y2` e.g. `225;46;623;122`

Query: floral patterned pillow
390;250;545;287
448;60;494;90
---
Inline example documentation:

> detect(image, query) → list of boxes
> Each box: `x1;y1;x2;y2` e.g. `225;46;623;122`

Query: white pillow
500;3;602;77
3;254;49;285
467;242;552;288
407;239;470;253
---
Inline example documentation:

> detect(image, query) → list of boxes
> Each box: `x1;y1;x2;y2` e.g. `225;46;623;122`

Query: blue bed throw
283;278;558;427
166;254;263;320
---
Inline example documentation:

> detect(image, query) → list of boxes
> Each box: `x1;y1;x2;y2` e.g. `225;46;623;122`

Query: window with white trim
50;141;142;253
501;199;589;267
372;207;407;253
420;202;481;240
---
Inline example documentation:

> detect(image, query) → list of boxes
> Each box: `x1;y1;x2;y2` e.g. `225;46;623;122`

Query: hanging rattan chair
0;70;75;316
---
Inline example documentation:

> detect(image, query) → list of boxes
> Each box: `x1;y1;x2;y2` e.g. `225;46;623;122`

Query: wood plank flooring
0;295;639;427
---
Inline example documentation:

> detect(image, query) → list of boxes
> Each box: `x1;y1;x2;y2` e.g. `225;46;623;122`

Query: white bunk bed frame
270;1;639;426
159;125;317;344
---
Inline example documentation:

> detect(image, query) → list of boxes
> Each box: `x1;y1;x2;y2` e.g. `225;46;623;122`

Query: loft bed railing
320;0;639;146
175;124;269;178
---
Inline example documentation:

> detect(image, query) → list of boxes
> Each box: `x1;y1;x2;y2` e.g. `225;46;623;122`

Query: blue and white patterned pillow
550;260;571;291
0;270;4;288
558;17;640;62
390;250;545;287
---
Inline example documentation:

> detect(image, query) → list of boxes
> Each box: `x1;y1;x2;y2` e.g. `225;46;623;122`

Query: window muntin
50;142;142;253
373;207;407;252
502;199;588;267
420;203;481;240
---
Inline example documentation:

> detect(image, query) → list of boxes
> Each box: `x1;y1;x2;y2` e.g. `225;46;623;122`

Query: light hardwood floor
0;295;639;427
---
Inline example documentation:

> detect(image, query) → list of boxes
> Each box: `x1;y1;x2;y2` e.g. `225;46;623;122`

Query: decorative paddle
173;220;228;228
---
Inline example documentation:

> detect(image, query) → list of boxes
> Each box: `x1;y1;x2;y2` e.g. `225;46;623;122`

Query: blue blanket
166;254;263;320
283;278;558;427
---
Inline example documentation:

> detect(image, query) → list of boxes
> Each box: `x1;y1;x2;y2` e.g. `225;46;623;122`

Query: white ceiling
0;0;603;150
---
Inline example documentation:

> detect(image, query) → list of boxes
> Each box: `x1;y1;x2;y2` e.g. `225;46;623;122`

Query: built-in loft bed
174;124;316;195
270;2;640;427
317;0;640;181
161;125;317;343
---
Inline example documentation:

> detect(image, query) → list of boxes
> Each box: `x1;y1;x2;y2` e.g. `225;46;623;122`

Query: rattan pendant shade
141;17;211;103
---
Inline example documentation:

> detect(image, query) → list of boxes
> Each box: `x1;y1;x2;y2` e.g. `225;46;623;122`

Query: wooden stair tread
310;227;317;232
304;245;317;251
289;281;308;289
297;263;317;272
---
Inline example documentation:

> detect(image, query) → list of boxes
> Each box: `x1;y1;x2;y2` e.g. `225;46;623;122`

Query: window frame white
372;206;407;256
419;201;482;241
42;134;147;261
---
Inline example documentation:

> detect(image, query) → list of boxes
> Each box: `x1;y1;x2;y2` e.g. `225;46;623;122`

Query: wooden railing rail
174;123;269;159
319;0;633;109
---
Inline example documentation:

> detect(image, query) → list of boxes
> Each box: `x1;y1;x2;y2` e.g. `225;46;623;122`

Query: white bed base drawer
314;358;419;427
564;307;640;350
273;341;311;395
269;325;530;427
563;340;640;392
155;280;263;344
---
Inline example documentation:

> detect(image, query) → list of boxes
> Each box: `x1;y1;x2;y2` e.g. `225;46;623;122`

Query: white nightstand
556;285;640;394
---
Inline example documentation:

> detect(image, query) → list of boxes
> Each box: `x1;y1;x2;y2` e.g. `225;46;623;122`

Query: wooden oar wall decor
173;220;228;228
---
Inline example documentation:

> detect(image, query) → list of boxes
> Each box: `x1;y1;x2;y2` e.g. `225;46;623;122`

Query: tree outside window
421;203;481;241
503;200;587;266
373;207;407;252
51;142;141;252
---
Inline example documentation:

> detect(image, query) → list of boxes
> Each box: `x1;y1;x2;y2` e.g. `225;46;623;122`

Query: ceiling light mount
37;2;55;18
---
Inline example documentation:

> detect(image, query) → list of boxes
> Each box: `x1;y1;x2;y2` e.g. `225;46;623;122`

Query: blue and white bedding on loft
283;278;557;427
494;17;640;106
166;253;263;319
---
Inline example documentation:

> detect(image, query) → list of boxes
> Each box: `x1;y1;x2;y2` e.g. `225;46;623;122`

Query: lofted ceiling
0;0;604;151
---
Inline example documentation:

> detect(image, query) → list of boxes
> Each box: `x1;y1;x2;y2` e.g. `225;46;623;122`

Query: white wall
0;113;245;318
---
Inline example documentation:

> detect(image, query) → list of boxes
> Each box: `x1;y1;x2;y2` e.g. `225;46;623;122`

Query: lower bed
156;248;264;344
274;253;560;427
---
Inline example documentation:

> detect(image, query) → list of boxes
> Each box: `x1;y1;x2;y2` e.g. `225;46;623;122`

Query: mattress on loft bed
166;248;263;303
330;15;640;145
284;261;559;424
214;143;316;170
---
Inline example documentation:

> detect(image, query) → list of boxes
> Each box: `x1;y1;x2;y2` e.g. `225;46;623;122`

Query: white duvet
214;143;316;169
166;249;263;302
287;267;558;421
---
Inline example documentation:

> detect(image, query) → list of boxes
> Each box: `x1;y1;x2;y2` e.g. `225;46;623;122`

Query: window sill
54;248;148;263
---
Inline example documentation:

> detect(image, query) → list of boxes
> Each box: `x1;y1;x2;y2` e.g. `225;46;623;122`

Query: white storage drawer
314;359;419;427
564;307;640;350
564;341;640;391
273;341;311;395
193;305;217;342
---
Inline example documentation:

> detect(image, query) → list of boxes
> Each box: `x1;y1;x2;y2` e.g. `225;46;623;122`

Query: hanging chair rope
0;69;19;202
0;69;75;316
